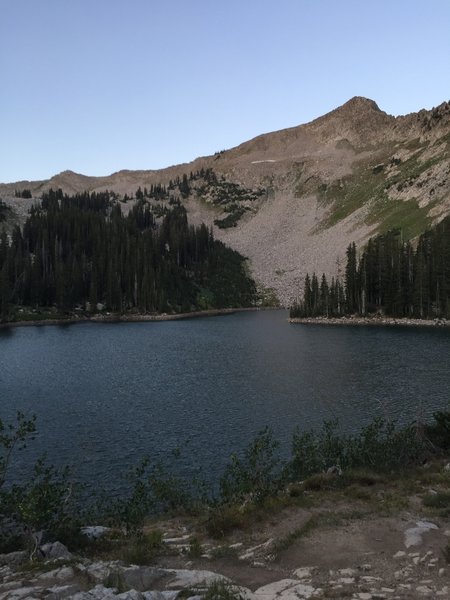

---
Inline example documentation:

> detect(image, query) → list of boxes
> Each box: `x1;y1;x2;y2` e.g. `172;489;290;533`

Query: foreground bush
288;417;426;481
0;408;448;551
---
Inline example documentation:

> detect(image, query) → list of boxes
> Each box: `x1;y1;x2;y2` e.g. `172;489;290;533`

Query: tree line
290;215;450;319
0;189;256;321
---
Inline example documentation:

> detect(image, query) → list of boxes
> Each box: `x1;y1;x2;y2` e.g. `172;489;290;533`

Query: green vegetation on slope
194;168;266;229
316;138;449;239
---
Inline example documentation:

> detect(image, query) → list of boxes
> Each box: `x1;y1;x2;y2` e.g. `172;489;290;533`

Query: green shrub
288;420;344;480
1;456;81;548
123;530;163;565
148;462;195;513
219;427;281;504
187;536;203;558
342;469;383;487
104;571;127;593
423;491;450;509
427;411;450;451
205;505;246;538
301;473;336;491
109;459;154;535
288;418;425;482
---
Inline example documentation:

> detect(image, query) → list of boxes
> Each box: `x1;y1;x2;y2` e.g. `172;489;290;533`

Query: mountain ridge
2;97;450;304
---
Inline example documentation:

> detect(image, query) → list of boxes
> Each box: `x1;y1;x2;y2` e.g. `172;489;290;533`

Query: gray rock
117;591;146;600
84;560;115;582
0;580;25;593
5;586;44;599
37;566;75;581
72;584;119;599
404;521;439;548
142;593;180;600
326;465;342;476
164;569;230;589
40;541;73;560
0;550;28;566
254;579;316;599
121;565;167;591
45;583;82;599
415;585;434;595
293;567;314;580
81;526;111;540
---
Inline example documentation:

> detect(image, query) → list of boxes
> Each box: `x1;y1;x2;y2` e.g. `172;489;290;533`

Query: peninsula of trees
290;215;450;320
0;190;257;322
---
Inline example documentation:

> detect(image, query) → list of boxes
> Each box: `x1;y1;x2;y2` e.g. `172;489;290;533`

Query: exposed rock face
2;98;450;304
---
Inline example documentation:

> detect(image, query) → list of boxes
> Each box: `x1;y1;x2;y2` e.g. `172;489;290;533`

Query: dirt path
154;488;450;598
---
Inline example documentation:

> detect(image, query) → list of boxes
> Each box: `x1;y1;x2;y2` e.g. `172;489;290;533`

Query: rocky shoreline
0;307;279;330
289;315;450;328
1;515;449;599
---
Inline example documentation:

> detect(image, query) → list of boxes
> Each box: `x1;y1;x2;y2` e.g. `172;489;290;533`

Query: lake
1;310;449;493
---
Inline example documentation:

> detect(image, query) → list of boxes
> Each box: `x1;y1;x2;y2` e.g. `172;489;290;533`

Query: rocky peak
305;96;392;146
339;96;382;113
417;100;450;133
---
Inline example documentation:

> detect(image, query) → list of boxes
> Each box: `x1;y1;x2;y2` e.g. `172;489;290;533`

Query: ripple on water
1;311;450;493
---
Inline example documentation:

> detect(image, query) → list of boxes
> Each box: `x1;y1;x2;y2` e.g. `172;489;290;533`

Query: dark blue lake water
1;310;449;492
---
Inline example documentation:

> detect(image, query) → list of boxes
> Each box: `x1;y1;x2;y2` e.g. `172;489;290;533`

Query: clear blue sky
1;0;449;183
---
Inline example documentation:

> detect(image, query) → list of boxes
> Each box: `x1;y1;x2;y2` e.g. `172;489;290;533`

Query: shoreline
0;306;281;330
289;315;450;328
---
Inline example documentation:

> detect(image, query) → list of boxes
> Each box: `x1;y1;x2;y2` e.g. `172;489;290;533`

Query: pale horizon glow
1;0;449;183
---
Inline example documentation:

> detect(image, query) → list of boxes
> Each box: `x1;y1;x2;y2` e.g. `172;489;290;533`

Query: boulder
81;525;111;540
40;541;73;560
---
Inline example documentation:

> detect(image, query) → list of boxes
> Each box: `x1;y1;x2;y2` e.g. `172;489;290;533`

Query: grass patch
423;491;450;509
366;197;432;239
272;509;366;560
315;138;447;238
376;490;410;514
343;484;372;502
343;469;384;487
122;530;164;565
205;505;247;539
302;473;338;492
88;530;164;564
187;536;203;558
209;544;239;560
104;571;128;593
317;167;388;228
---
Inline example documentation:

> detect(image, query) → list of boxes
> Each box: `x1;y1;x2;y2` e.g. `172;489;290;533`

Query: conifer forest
290;216;450;319
0;189;256;321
